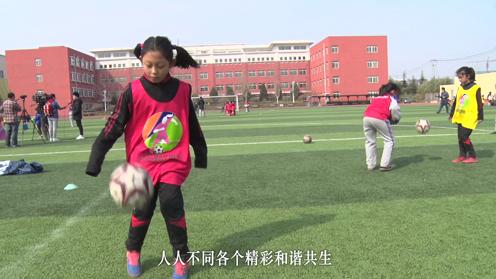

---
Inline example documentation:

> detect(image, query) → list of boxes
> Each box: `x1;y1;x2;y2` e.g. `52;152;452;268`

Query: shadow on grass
477;149;494;159
393;154;442;170
189;213;335;275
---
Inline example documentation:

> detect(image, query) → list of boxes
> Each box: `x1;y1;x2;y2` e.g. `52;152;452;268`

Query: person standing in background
72;92;84;139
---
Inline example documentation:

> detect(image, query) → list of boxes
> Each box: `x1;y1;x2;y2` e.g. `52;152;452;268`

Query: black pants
457;124;476;158
126;183;188;261
437;103;450;113
75;119;84;136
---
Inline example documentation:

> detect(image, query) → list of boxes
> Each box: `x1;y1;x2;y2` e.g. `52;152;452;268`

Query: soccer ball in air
416;119;431;134
303;135;312;144
109;163;154;208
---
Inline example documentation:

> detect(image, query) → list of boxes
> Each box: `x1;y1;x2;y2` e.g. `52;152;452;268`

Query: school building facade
4;35;389;115
310;36;388;97
5;47;97;116
92;36;388;102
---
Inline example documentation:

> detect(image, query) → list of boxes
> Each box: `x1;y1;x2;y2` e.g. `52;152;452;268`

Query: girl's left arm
188;86;207;169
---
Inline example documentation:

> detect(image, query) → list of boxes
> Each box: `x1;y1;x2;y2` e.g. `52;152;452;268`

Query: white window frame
367;45;378;53
367;61;379;68
368;76;379;83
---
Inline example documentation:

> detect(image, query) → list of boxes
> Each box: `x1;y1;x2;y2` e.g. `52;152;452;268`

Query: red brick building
5;36;389;115
310;36;388;98
5;46;97;116
91;41;313;101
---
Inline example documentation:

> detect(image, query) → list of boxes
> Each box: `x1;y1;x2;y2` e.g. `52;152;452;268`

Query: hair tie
140;43;144;49
172;49;177;60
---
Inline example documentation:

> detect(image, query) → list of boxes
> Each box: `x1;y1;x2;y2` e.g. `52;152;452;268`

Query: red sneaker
451;156;466;163
462;157;479;164
172;261;190;279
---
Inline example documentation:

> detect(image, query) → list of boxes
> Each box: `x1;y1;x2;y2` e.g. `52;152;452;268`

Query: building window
248;71;256;77
113;52;127;57
367;61;379;68
199;72;208;79
290;69;297;75
367;45;378;53
90;62;94;71
278;46;291;50
200;86;209;92
76;57;80;67
299;82;307;89
235;84;241;91
267;70;275;76
267;83;275;89
332;76;340;84
70;56;76;66
281;82;290;89
294;45;306;50
280;70;288;76
331;46;339;54
36;74;43;82
298;69;307;75
234;71;242;77
225;72;233;78
215;85;224;91
368;76;379;83
248;83;257;89
331;61;340;69
258;71;265;76
35;58;42;66
0;70;3;79
97;53;111;58
215;72;224;79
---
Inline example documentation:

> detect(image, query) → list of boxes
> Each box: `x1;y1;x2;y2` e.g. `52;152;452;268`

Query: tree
244;89;252;103
226;86;235;96
209;87;219;97
416;77;453;101
110;94;118;105
209;87;219;104
292;82;301;100
419;71;427;85
259;84;268;101
275;85;282;104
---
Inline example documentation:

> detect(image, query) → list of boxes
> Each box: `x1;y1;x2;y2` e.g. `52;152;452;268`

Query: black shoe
380;165;394;172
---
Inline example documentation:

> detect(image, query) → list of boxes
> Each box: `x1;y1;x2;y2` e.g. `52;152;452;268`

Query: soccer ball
109;163;154;208
303;135;312;144
416;119;431;134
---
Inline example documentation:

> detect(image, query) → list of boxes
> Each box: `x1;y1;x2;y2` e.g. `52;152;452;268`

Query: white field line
0;191;108;277
0;130;492;157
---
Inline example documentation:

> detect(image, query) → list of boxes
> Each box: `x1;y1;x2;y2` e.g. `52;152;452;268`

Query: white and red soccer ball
109;163;154;208
416;119;431;134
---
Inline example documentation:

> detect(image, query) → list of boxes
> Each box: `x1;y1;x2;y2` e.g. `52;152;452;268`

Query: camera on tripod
20;95;28;100
32;92;47;104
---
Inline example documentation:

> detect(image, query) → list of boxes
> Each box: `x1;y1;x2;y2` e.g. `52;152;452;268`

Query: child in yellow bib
449;66;484;163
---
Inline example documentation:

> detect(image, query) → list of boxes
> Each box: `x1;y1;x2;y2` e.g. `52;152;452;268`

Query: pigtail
172;45;199;69
133;43;142;59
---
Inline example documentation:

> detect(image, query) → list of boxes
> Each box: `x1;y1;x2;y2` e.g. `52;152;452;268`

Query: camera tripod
19;98;45;143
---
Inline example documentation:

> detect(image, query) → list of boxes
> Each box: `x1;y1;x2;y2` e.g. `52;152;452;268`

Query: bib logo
142;112;183;154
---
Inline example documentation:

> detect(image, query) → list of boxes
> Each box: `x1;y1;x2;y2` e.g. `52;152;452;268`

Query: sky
1;0;495;79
